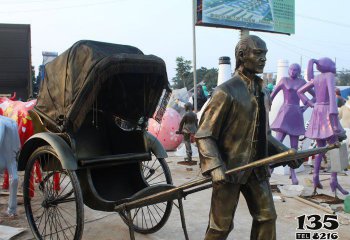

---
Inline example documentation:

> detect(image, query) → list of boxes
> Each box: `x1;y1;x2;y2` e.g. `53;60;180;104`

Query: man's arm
177;115;186;133
195;88;232;182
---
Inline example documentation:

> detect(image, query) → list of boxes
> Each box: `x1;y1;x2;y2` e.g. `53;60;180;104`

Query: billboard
0;24;31;100
196;0;295;35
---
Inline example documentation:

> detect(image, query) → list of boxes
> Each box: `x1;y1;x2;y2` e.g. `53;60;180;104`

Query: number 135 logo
296;214;339;230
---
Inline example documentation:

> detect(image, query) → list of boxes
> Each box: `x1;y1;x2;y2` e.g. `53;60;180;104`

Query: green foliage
30;66;36;98
172;57;218;91
203;68;218;91
336;69;350;86
172;56;192;89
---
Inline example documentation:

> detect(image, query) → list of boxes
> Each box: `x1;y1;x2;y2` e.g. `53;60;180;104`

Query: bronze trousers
184;133;192;159
204;174;277;240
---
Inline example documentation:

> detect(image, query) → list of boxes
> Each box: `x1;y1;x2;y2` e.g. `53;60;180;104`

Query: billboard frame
196;0;295;35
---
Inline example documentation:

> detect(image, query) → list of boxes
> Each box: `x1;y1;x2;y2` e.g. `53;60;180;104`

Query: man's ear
238;50;244;60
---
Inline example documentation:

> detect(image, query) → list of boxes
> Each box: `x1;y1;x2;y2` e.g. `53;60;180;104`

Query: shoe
291;178;299;185
330;181;349;195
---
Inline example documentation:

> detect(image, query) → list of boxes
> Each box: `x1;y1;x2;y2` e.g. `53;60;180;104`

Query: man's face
242;39;267;74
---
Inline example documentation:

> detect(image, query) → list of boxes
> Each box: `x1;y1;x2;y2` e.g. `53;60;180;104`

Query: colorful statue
195;35;302;240
0;96;36;190
270;63;315;185
335;88;346;108
298;58;348;196
0;109;21;217
339;97;350;128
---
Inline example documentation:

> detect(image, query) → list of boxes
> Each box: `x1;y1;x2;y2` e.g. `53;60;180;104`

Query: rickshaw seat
78;152;151;168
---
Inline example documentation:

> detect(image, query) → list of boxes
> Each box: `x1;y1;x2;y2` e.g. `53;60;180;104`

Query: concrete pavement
1;153;349;240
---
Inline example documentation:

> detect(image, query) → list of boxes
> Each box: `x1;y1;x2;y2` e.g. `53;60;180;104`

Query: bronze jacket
179;111;198;134
195;72;288;184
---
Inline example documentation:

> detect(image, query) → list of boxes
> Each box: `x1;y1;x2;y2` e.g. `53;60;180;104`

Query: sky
1;0;350;81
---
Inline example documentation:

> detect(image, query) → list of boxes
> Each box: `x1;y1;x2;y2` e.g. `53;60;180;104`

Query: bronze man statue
176;102;198;161
195;35;301;240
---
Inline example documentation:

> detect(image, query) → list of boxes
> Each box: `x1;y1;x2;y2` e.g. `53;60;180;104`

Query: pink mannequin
270;64;314;185
298;58;348;196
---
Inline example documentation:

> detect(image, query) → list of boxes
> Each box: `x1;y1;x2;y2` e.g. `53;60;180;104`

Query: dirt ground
1;153;350;240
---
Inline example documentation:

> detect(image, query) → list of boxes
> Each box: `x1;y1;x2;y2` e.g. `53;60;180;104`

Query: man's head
184;102;193;112
235;35;267;74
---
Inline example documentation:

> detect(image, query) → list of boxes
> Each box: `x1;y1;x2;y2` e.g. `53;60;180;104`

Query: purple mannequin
298;58;348;196
270;64;314;185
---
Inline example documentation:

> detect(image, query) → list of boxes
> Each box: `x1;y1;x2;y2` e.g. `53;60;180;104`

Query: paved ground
1;152;350;240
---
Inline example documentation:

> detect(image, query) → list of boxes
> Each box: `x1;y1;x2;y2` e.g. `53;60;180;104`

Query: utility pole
240;29;249;39
192;0;198;112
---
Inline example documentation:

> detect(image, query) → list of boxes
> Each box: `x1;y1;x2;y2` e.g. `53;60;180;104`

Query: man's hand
210;166;227;184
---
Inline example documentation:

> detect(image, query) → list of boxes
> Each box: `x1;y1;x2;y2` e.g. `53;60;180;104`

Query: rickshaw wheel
23;146;84;240
121;156;173;234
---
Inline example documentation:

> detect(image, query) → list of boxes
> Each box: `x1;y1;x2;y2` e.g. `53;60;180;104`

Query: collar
236;70;263;94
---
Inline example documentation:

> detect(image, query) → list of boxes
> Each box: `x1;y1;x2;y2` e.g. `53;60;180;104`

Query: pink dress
298;72;343;139
270;77;308;136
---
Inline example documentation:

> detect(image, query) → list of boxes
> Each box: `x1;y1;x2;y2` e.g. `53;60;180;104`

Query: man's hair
184;102;193;111
235;35;265;70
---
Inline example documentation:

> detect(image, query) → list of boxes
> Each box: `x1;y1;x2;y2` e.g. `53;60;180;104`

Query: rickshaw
17;40;337;240
18;40;176;240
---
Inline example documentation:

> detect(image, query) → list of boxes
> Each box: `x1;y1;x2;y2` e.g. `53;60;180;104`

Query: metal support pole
178;199;189;240
192;0;198;112
240;29;249;39
126;209;136;240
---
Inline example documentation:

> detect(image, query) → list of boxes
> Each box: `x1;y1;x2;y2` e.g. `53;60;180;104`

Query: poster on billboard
196;0;295;35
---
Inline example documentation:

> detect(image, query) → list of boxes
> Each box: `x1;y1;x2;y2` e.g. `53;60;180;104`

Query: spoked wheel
121;155;173;234
141;156;172;186
23;146;84;240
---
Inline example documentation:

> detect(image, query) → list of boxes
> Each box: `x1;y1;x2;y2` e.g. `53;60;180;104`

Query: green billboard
196;0;295;35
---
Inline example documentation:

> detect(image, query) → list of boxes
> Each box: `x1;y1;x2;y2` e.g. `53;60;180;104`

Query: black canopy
35;40;170;132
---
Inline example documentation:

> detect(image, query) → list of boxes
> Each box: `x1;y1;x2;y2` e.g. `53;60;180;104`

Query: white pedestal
273;164;305;175
175;143;199;157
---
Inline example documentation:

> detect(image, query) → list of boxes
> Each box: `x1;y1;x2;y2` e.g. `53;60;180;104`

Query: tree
172;57;219;91
336;69;350;86
30;66;36;98
186;67;218;91
203;68;218;91
172;57;192;89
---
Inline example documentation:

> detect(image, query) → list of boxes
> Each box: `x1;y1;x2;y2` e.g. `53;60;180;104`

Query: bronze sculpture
195;35;302;240
176;102;198;161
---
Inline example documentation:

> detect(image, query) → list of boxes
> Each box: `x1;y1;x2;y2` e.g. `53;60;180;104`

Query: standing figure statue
0;109;21;217
298;58;348;196
270;63;315;185
195;35;302;240
176;102;198;162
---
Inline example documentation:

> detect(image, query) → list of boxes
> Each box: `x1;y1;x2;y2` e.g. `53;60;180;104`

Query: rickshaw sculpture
17;40;337;240
18;40;175;239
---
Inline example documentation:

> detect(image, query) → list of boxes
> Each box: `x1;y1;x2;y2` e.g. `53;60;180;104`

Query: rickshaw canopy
35;40;170;132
